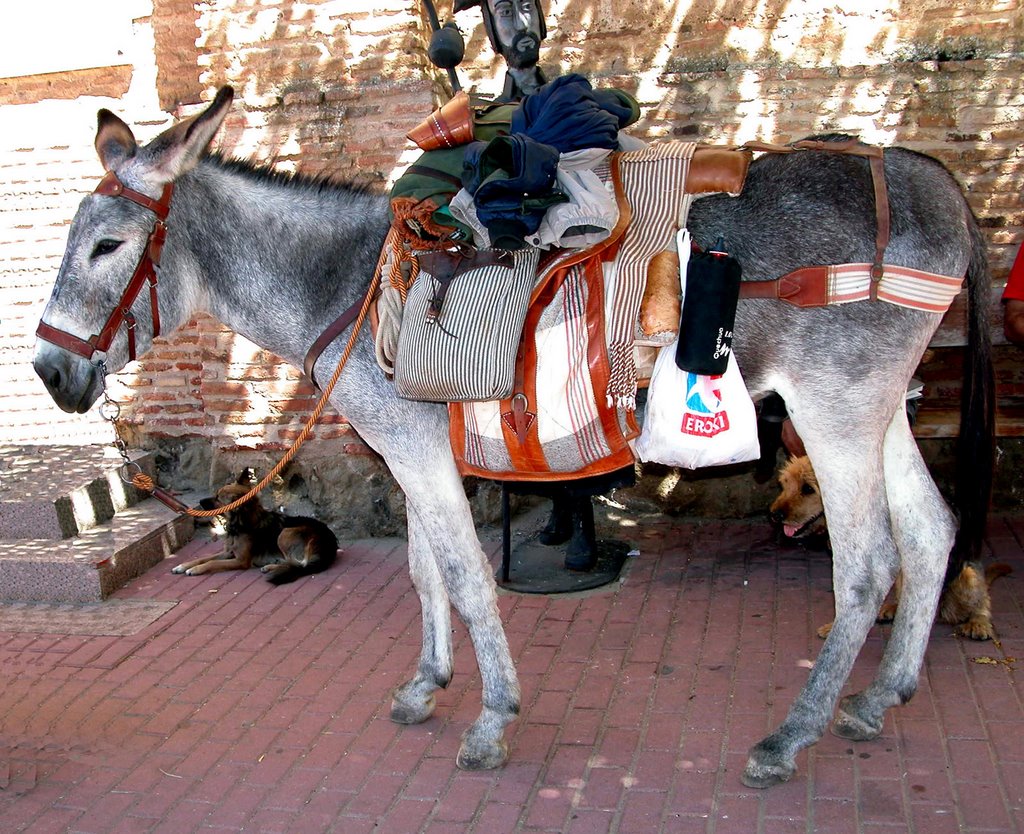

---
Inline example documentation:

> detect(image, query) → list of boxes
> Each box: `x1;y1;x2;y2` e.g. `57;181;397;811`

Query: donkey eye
90;239;122;259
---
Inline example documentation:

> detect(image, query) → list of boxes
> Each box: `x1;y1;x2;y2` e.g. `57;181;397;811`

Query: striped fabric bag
393;247;541;402
449;254;638;481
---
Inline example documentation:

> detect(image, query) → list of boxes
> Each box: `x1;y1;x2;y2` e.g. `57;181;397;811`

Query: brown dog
172;470;339;585
769;454;827;541
771;455;1010;640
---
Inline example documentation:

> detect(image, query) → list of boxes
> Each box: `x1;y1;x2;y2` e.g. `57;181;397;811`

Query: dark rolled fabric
510;74;627;152
461;134;565;247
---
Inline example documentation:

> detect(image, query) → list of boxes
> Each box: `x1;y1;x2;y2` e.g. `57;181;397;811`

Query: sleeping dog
173;469;338;585
771;455;1010;640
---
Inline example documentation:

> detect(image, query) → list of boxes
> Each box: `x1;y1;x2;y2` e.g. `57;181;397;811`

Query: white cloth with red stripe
817;262;964;312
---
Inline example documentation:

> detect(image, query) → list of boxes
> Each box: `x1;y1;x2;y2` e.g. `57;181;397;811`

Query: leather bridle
36;170;174;364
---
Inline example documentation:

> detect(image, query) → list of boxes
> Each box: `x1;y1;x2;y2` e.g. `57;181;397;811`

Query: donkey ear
95;109;138;172
137;86;234;186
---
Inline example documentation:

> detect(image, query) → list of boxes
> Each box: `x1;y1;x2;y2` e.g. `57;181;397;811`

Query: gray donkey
33;87;992;787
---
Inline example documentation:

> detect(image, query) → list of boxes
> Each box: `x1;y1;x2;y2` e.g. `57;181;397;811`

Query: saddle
305;136;965;482
442;144;754;481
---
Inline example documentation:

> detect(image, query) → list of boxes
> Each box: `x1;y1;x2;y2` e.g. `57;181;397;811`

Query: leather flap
407;90;474;151
684;146;752;195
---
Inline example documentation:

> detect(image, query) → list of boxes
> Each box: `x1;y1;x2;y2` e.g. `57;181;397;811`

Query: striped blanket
449;253;638;481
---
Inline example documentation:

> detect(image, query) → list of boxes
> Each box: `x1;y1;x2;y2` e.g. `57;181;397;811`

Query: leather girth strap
738;139;890;305
304;300;364;388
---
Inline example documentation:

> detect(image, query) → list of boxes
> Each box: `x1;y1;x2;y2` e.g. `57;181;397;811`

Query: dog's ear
237;468;254;485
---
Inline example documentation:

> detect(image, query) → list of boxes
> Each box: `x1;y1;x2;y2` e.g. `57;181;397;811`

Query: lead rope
101;239;393;519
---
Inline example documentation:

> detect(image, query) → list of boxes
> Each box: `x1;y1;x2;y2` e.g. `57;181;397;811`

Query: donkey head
33;87;233;413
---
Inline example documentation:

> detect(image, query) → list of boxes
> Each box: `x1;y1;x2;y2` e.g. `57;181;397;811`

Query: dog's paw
876;602;897;623
171;564;186;574
955;617;995;641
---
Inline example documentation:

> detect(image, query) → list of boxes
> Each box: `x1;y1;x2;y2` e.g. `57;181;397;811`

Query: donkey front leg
398;472;520;769
336;360;518;768
831;408;955;740
743;436;898;788
390;503;454;726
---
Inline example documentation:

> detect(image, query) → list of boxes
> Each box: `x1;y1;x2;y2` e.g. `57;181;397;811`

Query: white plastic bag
634;230;760;469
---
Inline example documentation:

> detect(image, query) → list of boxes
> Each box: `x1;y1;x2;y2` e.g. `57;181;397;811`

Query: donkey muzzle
32;343;103;414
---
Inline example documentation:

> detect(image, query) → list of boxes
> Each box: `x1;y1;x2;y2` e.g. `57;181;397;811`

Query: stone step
0;444;157;540
0;498;195;603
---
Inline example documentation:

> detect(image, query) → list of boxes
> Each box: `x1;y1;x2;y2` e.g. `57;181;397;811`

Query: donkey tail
946;211;995;581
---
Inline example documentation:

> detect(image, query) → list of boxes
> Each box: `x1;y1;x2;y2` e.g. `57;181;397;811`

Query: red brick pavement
1;513;1021;833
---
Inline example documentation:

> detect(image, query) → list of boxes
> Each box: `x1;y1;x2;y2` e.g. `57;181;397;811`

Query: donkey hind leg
389;503;454;726
743;427;899;788
390;459;520;770
832;407;955;740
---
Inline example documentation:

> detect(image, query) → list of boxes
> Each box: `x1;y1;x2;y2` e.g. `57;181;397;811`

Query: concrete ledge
0;500;194;603
0;445;157;540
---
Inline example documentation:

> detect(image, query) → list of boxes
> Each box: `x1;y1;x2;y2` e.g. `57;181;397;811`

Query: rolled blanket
511;74;639;152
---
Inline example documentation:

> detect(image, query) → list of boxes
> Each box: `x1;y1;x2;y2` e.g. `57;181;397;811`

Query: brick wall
2;0;1023;464
152;0;204;110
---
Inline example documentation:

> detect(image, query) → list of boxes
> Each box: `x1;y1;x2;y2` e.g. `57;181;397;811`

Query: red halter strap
35;170;174;364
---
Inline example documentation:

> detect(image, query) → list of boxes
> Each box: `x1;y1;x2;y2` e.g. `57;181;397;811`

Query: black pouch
675;241;741;376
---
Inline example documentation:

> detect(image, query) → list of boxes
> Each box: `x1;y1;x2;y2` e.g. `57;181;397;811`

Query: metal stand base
497;484;629;594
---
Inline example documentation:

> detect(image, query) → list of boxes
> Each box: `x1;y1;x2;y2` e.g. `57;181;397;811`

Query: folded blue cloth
460;75;639;248
510;73;633;152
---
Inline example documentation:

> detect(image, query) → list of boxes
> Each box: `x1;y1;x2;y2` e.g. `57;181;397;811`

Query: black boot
564;498;597;572
754;393;787;483
538;492;573;546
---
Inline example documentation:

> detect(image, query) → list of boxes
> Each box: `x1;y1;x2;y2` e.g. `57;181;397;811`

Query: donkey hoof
745;741;798;795
456;736;508;770
741;738;796;788
741;762;794;789
831;694;883;741
390;692;435;725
